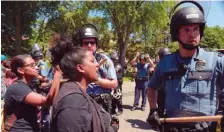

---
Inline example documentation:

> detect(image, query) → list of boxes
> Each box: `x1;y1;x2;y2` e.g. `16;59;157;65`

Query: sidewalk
118;81;158;132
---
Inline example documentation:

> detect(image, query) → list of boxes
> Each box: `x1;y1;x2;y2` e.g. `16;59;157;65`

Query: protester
3;54;61;132
75;23;118;114
50;36;119;132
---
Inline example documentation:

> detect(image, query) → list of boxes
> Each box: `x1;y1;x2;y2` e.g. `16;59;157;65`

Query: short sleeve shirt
136;63;150;78
4;80;39;132
148;47;224;116
87;53;117;95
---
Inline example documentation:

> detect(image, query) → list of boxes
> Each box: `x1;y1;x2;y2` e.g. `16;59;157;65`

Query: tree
200;26;224;49
1;1;60;56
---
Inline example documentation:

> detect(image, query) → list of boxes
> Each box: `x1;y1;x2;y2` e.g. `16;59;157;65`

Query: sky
195;1;224;27
89;1;224;28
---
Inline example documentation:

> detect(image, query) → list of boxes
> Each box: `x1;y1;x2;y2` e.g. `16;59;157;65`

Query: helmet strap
178;39;199;50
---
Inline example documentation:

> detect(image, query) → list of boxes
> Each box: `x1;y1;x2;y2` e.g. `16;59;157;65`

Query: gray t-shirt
4;80;39;132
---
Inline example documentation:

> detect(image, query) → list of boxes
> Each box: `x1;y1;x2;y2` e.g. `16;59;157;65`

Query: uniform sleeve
217;55;224;110
216;55;224;90
40;64;49;77
148;62;163;90
55;94;92;132
103;56;117;80
7;83;33;103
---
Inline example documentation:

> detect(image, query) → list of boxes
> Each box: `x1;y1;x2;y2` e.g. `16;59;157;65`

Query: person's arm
95;77;118;89
147;62;163;109
147;88;158;109
24;66;61;106
95;56;118;89
145;54;155;68
131;52;140;66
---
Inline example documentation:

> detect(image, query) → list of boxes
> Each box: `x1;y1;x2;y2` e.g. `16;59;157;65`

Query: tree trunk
118;36;127;68
15;4;22;55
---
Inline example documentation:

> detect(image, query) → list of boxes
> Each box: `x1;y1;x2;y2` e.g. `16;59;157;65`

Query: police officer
157;48;171;117
31;43;49;80
131;52;155;111
146;1;224;132
111;50;124;116
31;43;50;132
158;47;171;61
75;23;118;115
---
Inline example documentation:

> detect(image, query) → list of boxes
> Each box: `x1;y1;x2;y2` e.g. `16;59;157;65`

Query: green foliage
200;26;224;49
2;1;224;60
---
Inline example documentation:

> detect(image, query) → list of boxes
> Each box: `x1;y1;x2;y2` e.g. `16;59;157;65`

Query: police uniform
87;53;117;115
148;47;224;131
133;62;150;109
111;59;123;115
36;60;50;132
38;60;49;78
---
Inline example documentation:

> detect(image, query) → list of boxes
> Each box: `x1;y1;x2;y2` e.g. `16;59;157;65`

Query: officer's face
82;38;97;54
178;24;200;45
80;51;98;83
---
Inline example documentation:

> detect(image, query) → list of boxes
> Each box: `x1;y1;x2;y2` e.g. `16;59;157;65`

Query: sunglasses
83;41;96;46
23;62;37;68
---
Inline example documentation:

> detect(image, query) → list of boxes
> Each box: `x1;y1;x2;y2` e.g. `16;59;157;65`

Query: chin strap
178;40;199;50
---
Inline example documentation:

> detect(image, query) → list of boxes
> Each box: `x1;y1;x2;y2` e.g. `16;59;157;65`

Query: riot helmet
158;47;171;60
31;43;43;59
76;23;99;46
111;50;119;62
170;1;206;50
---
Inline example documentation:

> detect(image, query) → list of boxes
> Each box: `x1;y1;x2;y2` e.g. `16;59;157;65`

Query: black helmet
77;23;98;46
158;47;171;59
111;50;119;61
170;1;206;41
31;43;43;59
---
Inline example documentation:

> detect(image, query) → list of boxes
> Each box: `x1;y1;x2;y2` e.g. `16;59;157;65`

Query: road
117;81;158;132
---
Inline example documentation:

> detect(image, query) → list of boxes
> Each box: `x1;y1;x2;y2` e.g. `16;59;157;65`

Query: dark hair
60;47;89;80
50;35;74;66
5;70;17;79
10;54;31;78
3;60;11;69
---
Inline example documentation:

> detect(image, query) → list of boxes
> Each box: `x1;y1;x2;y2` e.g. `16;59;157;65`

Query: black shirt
4;80;39;132
52;82;117;132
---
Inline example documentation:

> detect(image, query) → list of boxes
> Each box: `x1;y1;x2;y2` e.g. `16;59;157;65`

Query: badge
195;59;206;71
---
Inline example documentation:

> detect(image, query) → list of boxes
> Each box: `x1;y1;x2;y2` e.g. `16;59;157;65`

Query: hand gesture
145;54;150;59
136;52;140;57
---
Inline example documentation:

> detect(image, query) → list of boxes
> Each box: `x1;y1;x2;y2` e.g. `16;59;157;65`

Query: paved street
118;81;158;132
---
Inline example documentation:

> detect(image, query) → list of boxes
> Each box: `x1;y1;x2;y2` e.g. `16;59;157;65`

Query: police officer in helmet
75;23;118;115
111;50;124;116
156;47;171;117
30;43;49;80
147;1;224;132
30;43;50;131
158;47;171;60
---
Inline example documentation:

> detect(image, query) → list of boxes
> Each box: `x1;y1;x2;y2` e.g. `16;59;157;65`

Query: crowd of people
1;1;224;132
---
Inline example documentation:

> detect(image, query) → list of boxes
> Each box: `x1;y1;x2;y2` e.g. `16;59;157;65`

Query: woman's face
81;51;98;83
19;57;39;78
